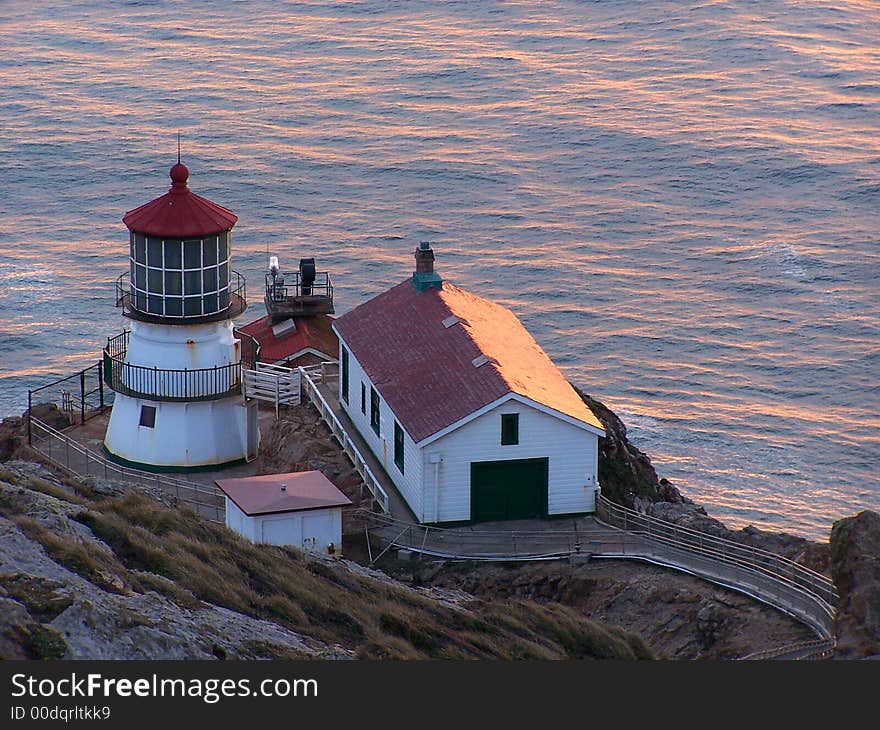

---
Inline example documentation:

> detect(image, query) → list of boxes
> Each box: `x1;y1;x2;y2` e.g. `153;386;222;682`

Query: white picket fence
242;362;301;416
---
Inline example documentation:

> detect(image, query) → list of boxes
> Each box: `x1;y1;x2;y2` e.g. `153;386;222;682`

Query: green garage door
470;458;548;523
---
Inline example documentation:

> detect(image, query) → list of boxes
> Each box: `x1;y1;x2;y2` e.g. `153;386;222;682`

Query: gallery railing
103;331;243;402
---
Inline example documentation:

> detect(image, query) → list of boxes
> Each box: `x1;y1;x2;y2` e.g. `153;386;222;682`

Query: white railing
28;417;225;523
298;365;390;514
242;362;301;417
596;495;837;642
596;495;838;607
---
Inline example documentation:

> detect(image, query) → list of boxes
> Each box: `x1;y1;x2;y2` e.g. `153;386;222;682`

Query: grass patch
5;468;654;660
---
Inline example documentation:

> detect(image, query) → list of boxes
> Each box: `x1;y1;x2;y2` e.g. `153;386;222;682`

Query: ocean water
0;0;877;541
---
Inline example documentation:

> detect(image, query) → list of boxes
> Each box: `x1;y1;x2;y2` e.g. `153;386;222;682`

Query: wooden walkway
28;365;840;658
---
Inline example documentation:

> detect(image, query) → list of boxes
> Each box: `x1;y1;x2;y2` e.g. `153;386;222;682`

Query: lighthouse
102;160;259;470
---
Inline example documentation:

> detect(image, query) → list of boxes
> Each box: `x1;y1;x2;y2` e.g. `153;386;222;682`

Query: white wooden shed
332;244;606;525
215;471;351;555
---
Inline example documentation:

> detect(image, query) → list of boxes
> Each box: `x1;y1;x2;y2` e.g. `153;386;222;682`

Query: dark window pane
134;234;146;264
147;294;163;314
341;348;349;403
184;240;201;269
184;297;201;316
202;266;217;293
203;293;218;313
147;237;163;267
135;264;146;290
164;270;182;295
139;405;156;428
218;233;229;262
219;290;230;309
501;413;519;445
361;383;366;414
185;269;202;295
203;237;217;266
135;292;147;311
148;268;163;294
218;263;229;289
165;297;183;316
394;422;404;474
164;240;182;269
370;386;380;436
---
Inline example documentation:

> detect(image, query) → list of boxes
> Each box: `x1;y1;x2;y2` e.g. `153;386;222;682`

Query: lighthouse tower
103;160;259;470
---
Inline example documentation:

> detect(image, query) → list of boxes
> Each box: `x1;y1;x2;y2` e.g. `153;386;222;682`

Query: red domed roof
123;163;238;238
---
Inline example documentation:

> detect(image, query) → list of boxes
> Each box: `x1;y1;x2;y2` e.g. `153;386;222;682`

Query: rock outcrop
830;510;880;658
0;459;651;660
577;389;830;573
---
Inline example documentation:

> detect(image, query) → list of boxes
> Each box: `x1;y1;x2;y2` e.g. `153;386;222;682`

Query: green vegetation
0;468;652;660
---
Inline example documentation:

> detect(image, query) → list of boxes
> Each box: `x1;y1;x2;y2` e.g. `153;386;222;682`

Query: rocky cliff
0;458;651;660
829;510;880;658
577;388;830;573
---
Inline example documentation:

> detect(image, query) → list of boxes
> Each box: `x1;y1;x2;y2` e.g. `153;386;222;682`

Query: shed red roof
237;313;338;364
123;163;238;238
215;471;352;516
334;279;604;443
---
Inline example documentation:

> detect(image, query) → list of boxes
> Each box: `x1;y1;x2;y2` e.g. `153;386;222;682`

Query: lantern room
118;162;245;323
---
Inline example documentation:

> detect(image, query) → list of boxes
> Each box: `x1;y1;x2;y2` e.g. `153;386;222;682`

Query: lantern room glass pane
165;297;183;317
219;289;230;309
218;233;229;262
164;270;181;295
134;292;147;311
203;293;218;313
164;240;182;269
203;237;217;266
184;270;202;295
184;297;201;316
202;266;217;293
219;264;229;289
134;234;146;264
148;268;163;294
147;237;163;267
184;240;201;269
134;265;146;290
147;295;163;315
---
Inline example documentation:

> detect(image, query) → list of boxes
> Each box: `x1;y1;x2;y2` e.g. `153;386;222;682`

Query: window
501;413;519;445
370;386;380;436
361;382;366;414
341;348;349;403
393;421;405;475
139;405;157;428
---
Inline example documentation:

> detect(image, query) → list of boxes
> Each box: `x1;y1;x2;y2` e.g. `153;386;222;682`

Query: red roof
215;471;352;516
237;314;338;364
334;279;604;443
123;162;238;238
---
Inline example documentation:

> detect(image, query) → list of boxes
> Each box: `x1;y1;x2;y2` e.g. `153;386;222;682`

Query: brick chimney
412;241;443;293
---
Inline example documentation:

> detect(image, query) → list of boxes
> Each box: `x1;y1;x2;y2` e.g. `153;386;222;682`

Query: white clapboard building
332;243;605;525
215;471;351;555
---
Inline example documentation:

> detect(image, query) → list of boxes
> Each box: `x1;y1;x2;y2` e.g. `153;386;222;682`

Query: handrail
103;333;243;402
28;417;224;523
596;495;838;607
298;366;389;513
115;270;248;323
266;270;333;302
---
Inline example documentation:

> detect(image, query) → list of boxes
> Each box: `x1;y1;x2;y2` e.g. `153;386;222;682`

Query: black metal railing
265;270;333;303
233;329;261;370
103;333;243;402
115;270;248;323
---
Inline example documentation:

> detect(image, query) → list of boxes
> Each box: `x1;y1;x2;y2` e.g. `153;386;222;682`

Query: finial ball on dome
170;162;189;186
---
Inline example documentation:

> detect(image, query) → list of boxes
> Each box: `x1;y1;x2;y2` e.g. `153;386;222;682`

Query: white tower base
104;394;258;470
